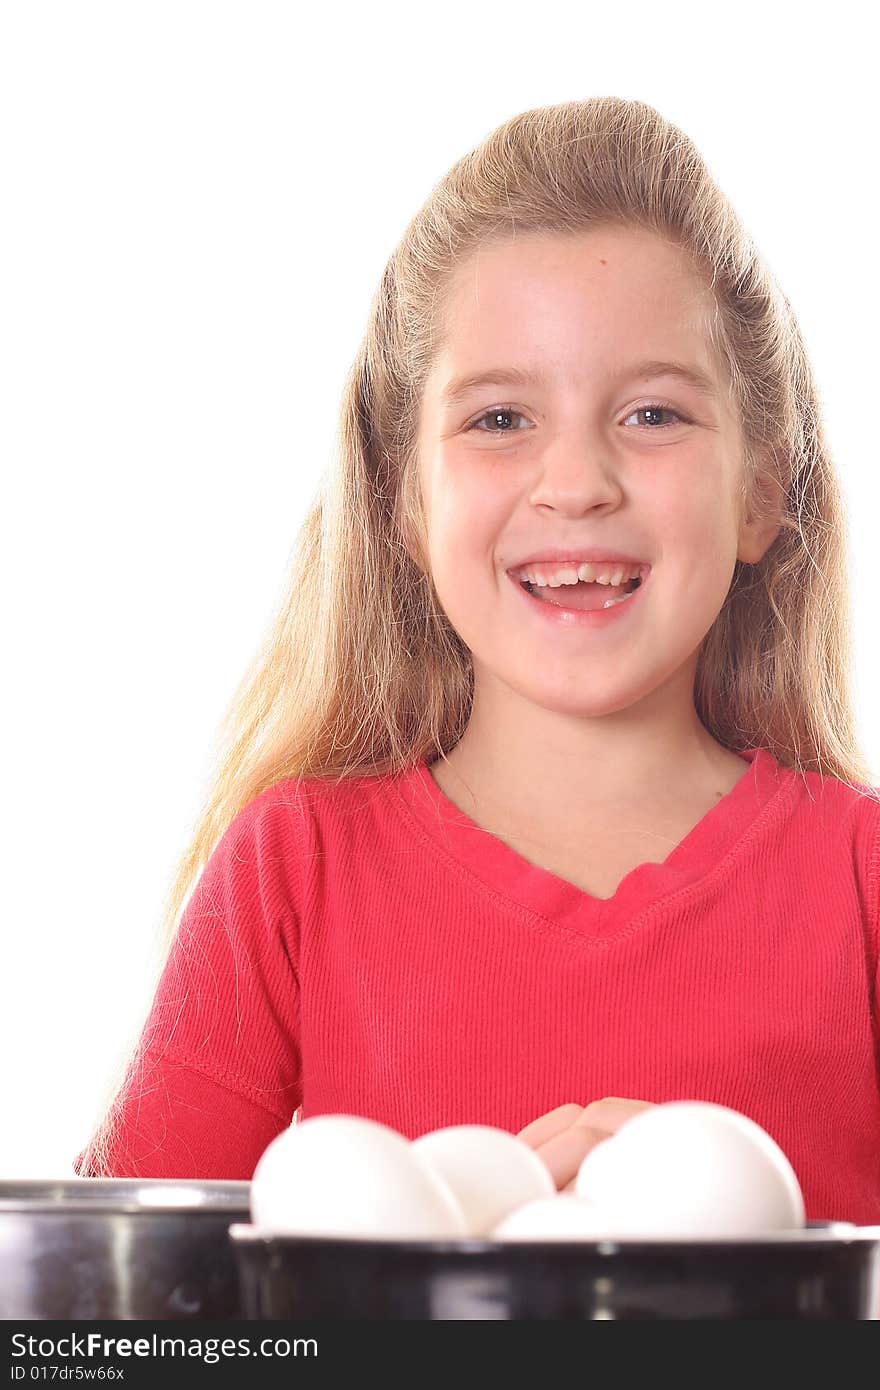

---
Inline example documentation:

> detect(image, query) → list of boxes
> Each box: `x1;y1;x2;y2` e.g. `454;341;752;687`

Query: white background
2;1;877;1176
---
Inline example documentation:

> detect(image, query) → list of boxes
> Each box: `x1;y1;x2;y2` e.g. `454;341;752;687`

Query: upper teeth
512;563;643;587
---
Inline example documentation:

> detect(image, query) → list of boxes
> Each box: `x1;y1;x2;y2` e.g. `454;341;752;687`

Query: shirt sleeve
72;784;305;1179
870;800;880;1068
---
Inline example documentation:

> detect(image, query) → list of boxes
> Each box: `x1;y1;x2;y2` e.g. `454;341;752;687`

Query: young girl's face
414;226;772;728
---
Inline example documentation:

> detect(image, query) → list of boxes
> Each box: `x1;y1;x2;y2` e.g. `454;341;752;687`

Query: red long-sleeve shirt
74;748;880;1224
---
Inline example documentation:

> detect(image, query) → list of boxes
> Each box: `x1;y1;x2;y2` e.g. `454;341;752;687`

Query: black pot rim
228;1219;880;1254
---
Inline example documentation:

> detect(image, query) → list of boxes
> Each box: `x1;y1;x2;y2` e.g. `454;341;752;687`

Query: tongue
534;580;628;611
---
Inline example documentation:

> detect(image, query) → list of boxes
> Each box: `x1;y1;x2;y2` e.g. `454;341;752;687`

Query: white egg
574;1101;806;1236
492;1196;617;1240
251;1114;468;1239
411;1125;555;1236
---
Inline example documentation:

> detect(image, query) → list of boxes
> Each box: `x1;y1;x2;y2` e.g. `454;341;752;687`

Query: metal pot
230;1221;880;1320
0;1179;251;1320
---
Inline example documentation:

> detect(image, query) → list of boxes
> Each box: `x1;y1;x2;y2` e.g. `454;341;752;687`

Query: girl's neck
430;727;749;846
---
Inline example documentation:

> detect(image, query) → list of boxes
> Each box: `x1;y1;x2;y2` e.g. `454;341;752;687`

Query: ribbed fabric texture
74;747;880;1225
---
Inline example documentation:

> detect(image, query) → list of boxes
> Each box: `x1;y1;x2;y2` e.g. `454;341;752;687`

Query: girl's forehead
444;226;704;297
431;231;716;367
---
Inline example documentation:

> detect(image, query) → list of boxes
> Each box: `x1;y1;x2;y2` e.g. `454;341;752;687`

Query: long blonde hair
80;96;878;1174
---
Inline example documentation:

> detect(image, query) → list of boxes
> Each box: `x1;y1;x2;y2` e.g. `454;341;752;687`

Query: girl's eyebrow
439;359;719;408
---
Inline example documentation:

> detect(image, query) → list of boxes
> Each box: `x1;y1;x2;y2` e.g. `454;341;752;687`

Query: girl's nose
526;444;624;513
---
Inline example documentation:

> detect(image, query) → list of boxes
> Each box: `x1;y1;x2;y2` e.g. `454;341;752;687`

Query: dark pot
0;1179;251;1320
229;1221;880;1320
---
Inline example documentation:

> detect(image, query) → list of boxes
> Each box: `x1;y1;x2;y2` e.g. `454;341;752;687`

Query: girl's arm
73;1047;295;1179
73;789;304;1179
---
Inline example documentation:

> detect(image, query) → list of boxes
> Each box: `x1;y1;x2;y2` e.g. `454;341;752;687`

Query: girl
74;97;880;1224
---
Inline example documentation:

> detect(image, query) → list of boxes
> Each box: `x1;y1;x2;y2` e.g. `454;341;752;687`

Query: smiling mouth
519;574;643;610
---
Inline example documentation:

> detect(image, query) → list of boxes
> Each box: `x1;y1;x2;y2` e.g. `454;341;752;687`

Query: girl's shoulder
783;758;880;819
232;764;407;842
778;756;880;846
186;769;404;932
778;758;880;925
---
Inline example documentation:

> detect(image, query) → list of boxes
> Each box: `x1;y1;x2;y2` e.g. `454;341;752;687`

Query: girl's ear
737;451;785;565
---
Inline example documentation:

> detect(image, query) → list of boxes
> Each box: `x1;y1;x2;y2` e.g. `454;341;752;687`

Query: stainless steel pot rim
228;1219;880;1250
0;1178;251;1214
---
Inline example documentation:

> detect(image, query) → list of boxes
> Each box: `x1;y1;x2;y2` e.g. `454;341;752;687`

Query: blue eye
466;403;689;433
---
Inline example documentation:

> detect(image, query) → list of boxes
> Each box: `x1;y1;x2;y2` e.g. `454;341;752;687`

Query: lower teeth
526;583;639;609
602;587;637;609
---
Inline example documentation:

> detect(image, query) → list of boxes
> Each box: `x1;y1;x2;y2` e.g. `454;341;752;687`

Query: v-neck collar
389;747;792;936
